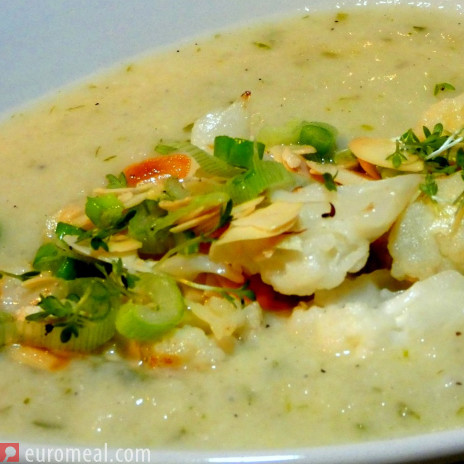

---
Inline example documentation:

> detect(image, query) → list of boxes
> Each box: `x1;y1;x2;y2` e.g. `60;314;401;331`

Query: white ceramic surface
2;1;464;462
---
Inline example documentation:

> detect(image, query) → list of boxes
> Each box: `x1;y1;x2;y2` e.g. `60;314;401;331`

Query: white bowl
2;1;464;463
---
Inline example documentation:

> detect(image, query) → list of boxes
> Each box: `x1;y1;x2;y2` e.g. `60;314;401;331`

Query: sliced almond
211;201;302;256
107;235;142;253
232;201;302;232
55;204;91;229
170;209;219;233
349;136;424;172
306;161;369;185
231;196;265;219
159;196;192;211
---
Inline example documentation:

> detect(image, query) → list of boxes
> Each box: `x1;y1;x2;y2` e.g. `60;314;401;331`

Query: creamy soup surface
1;4;464;451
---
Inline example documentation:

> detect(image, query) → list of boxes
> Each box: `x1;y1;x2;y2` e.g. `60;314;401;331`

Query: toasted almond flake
211;202;301;255
62;235;139;261
21;275;59;290
193;213;222;236
282;148;303;169
269;144;316;162
107;235;142;253
170;209;219;233
214;224;292;244
159;197;192;211
306;161;369;185
358;158;381;180
94;182;163;196
233;201;302;232
349;136;424;172
56;204;91;228
231;196;265;219
117;191;135;203
268;145;314;177
120;191;152;209
178;206;209;223
93;184;165;208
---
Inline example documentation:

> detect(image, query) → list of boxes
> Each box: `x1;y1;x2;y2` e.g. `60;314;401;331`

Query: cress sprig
386;124;464;200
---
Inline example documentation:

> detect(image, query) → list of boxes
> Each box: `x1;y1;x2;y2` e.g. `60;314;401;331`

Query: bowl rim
2;1;464;463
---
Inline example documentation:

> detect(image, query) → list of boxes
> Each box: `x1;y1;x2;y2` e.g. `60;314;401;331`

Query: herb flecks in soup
1;4;464;450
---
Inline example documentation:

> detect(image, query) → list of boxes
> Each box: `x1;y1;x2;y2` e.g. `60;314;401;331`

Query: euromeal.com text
0;442;151;463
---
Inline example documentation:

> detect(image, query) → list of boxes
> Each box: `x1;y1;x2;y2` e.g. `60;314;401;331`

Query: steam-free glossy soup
1;4;464;450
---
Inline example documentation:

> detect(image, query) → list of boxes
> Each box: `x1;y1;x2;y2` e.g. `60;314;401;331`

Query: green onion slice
226;160;297;204
256;119;303;146
214;136;264;169
157;141;243;178
300;122;337;160
17;314;116;352
19;277;120;351
115;272;185;341
85;194;125;229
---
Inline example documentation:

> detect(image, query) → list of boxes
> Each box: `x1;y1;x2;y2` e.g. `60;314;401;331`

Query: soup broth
1;4;464;451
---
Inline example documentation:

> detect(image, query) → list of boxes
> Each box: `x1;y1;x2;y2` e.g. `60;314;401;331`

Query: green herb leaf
434;82;455;96
35;294;73;318
154;143;179;155
32;241;109;280
55;222;85;240
322;172;338;191
253;41;272;50
106;172;127;189
0;270;40;281
60;324;80;343
419;173;438;199
26;277;122;344
386;124;463;172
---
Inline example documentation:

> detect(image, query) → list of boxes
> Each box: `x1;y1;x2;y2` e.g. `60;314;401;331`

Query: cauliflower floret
211;174;420;296
146;325;226;369
389;172;464;281
188;298;264;344
381;270;464;338
287;269;464;359
189;296;247;341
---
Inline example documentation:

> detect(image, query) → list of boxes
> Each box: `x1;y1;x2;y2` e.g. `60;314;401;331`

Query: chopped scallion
115;273;185;340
